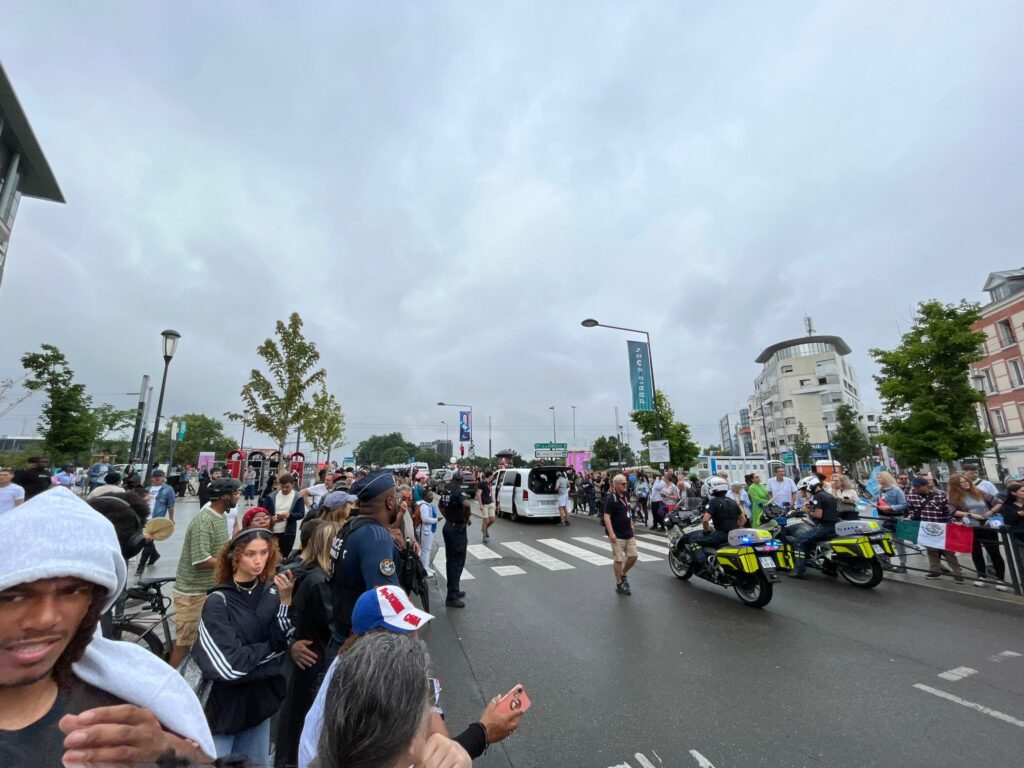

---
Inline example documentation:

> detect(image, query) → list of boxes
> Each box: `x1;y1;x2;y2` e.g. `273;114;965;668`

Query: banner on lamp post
627;340;654;412
459;410;472;442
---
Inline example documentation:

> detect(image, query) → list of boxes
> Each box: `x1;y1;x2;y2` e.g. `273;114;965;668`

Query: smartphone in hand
496;684;531;715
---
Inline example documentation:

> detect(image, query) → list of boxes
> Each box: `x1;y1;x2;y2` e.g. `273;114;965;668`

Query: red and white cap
352;585;434;635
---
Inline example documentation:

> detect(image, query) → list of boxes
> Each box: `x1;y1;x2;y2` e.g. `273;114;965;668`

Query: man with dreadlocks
0;488;214;766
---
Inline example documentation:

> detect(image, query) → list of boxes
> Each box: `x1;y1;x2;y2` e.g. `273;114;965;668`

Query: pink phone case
496;684;531;714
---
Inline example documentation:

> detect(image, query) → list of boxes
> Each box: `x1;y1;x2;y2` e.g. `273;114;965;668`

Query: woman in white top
727;482;751;516
417;490;439;575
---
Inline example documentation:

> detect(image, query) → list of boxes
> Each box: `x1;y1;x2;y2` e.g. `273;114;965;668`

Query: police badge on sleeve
379;558;396;577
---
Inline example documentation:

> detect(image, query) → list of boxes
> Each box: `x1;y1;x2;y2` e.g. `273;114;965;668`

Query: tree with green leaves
302;386;346;464
793;422;813;468
870;299;989;470
631;391;699;469
702;444;724;455
591;435;635;470
239;313;327;455
21;345;97;462
155;413;238;468
355;433;418;466
832;405;872;474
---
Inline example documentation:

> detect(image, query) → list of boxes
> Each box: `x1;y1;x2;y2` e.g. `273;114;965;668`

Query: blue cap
351;469;396;502
351;586;433;635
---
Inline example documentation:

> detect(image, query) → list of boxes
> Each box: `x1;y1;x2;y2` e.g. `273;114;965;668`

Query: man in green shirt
169;478;241;668
746;472;771;528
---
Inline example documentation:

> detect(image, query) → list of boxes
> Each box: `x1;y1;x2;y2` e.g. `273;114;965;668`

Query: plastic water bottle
989;513;1004;529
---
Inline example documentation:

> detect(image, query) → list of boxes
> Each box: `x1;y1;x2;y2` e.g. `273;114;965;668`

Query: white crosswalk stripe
501;541;575;570
632;539;669;554
538;538;614;566
636;533;669;545
572;537;660;562
467;544;501;560
432;548;475;581
492;565;526;576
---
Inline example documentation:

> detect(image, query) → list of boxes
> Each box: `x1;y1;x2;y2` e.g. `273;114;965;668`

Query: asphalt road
147;498;1024;768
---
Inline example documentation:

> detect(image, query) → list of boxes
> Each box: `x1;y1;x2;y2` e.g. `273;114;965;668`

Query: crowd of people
0;463;527;767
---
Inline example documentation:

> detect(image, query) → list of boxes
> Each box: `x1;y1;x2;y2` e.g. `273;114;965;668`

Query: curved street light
145;329;182;484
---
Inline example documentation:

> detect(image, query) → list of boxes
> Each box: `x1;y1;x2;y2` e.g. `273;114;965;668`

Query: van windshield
528;468;565;495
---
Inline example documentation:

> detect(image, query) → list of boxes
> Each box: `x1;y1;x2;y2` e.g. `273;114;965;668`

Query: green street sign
534;442;568;451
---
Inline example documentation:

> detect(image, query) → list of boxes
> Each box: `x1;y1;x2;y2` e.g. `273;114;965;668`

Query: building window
998;320;1017;348
782;400;793;409
867;414;875;422
799;379;810;386
1010;359;1024;389
982;369;997;394
784;417;796;426
991;408;1008;435
781;365;793;374
818;377;828;385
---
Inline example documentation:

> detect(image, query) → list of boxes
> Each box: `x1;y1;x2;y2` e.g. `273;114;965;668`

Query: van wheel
510;504;520;523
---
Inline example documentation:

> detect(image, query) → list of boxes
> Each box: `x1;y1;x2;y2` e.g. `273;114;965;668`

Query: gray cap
323;490;358;510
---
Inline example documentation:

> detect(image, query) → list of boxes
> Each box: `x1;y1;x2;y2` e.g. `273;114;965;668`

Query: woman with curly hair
190;527;296;766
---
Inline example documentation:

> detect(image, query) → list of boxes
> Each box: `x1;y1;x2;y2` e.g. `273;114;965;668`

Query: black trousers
138;540;160;567
274;651;329;768
442;522;468;601
971;528;1006;581
651;501;664;530
276;532;296;558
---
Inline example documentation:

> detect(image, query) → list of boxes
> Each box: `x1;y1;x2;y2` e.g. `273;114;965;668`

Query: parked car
493;466;568;522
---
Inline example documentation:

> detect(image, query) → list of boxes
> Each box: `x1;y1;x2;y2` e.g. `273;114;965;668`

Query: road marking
492;565;526;576
914;683;1024;728
501;541;575;570
432;548;475;580
689;749;717;767
633;753;659;768
572;536;661;562
632;539;669;554
990;650;1022;663
538;538;614;565
467;544;501;560
938;666;978;681
636;533;669;544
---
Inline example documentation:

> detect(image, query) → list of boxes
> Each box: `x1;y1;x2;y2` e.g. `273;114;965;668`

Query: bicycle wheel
112;621;166;659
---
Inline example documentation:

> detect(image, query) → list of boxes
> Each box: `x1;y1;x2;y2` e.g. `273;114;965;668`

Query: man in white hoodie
0;487;215;766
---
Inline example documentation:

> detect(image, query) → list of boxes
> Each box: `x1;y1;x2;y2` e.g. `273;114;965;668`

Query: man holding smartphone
603;474;638;595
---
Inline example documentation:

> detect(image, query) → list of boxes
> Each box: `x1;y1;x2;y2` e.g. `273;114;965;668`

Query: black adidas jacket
192;581;293;734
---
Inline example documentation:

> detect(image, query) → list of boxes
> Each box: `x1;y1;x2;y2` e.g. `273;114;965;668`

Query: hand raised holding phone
481;684;530;743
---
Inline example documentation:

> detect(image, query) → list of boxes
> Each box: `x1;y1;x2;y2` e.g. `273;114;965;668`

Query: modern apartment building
970;269;1024;478
418;439;453;459
748;332;862;460
719;409;753;456
0;62;64;290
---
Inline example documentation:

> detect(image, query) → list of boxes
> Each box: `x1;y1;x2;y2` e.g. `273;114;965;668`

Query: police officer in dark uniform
686;476;745;569
326;470;402;655
440;472;472;608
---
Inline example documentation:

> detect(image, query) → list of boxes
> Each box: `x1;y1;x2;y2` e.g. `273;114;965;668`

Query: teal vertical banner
627;340;654;412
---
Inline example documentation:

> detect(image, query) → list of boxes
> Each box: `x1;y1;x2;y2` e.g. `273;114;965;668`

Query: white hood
0;488;215;758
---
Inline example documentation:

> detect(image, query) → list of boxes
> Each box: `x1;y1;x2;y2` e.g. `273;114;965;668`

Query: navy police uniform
440;477;470;605
327;471;400;653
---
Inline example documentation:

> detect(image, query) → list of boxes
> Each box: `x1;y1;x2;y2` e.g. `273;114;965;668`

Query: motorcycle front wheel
668;548;694;580
838;557;884;588
733;572;773;608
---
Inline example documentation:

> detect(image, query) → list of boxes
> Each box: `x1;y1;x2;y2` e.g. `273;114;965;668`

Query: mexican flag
895;520;974;554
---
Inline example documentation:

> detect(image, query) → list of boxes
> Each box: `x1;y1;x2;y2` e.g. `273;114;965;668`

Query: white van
493;466;568;522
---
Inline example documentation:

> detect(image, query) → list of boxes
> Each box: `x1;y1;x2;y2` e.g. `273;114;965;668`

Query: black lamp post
822;416;837;476
438;401;474;458
581;319;661;439
144;330;181;485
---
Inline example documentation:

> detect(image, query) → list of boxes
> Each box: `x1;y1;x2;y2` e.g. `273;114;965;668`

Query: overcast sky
2;2;1022;460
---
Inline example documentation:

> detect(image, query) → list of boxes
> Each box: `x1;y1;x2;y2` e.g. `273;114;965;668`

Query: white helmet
797;475;822;492
707;476;730;495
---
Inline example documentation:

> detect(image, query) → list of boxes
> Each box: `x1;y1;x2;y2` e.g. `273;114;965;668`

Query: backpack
412;500;424;529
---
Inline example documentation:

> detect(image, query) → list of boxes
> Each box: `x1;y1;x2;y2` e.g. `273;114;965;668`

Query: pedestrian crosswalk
430;531;672;582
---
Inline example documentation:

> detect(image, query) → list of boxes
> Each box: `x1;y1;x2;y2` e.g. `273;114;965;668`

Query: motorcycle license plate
872;544;884;555
759;557;775;569
668;526;682;546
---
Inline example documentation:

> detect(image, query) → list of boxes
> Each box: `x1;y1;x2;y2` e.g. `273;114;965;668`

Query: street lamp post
437;402;474;458
571;405;577;440
972;374;1006;480
549;406;556;442
144;330;181;485
822;417;837;477
581;319;661;439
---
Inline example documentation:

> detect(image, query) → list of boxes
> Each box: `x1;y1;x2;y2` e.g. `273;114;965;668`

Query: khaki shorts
481;503;496;519
173;591;209;647
611;537;638;563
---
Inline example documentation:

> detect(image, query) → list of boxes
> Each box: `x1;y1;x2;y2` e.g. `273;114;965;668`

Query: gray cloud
1;1;1021;456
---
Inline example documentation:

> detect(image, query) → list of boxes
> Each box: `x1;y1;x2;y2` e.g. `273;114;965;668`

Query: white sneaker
973;580;987;587
426;569;435;577
995;583;1010;592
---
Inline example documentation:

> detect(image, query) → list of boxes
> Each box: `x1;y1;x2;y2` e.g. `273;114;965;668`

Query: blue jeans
244;483;256;500
442;522;468;601
213;717;271;767
789;524;835;574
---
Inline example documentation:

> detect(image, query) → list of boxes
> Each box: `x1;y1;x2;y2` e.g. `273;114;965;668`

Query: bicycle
110;575;177;661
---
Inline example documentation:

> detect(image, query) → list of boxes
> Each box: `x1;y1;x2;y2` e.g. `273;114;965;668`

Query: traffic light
460;444;465;456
